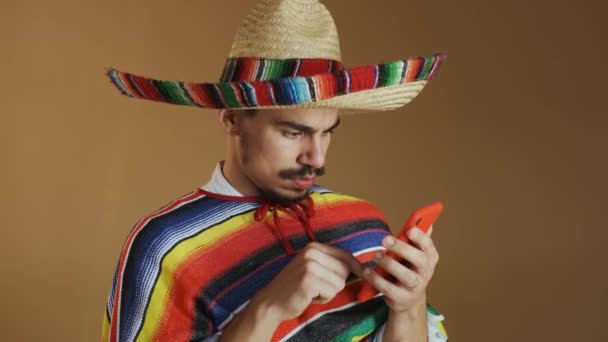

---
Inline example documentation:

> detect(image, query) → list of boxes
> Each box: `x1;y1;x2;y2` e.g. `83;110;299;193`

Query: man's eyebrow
324;118;341;133
274;117;340;134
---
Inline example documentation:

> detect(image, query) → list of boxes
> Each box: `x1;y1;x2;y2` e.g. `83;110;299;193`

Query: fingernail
363;267;371;276
384;236;395;246
374;251;384;260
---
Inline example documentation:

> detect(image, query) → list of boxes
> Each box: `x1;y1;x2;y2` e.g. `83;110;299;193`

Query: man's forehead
263;108;339;126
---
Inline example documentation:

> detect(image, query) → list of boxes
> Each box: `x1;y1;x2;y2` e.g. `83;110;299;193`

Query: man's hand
362;225;439;312
221;242;363;341
361;225;439;341
257;242;364;321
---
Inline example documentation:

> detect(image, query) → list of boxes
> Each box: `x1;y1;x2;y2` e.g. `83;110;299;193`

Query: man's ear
218;109;239;135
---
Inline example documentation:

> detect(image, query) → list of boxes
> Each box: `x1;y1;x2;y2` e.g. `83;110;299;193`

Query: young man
103;0;448;341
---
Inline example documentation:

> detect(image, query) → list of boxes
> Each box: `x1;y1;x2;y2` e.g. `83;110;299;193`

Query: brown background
2;0;607;341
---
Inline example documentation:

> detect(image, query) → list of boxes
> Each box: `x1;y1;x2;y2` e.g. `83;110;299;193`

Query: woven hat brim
105;53;446;112
232;81;427;115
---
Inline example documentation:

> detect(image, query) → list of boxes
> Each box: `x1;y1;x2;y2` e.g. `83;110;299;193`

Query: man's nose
298;136;325;170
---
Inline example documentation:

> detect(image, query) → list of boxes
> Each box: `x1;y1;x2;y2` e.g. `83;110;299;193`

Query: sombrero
105;0;447;112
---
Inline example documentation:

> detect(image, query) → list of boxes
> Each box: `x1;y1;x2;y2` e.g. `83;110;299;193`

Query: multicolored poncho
102;165;448;341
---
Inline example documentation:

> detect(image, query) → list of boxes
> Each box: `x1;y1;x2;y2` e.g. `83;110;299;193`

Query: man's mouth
293;176;315;190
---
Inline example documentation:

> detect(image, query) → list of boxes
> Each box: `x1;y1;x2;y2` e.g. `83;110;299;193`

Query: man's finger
303;246;350;279
362;267;406;300
374;251;420;288
310;276;340;304
384;237;425;270
409;227;436;254
310;242;364;278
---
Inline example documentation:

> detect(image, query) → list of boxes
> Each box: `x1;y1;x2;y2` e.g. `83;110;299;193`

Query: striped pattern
220;58;344;82
102;186;397;341
105;53;446;109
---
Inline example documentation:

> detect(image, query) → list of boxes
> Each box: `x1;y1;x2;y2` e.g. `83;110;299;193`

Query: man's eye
284;131;302;138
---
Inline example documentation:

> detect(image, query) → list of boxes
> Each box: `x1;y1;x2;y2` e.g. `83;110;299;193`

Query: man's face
234;108;340;204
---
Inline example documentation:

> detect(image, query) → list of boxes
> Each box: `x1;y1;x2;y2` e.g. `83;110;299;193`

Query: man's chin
257;186;309;205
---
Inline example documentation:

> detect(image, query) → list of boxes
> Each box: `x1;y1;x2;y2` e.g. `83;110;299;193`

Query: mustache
279;166;326;179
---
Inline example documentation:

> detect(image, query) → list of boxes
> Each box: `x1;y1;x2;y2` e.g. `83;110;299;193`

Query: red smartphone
357;201;444;302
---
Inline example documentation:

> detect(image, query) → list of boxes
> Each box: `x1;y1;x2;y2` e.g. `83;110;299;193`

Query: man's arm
219;292;281;342
382;300;428;342
369;303;448;342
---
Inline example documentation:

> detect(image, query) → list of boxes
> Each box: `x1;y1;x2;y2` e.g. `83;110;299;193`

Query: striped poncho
102;168;447;341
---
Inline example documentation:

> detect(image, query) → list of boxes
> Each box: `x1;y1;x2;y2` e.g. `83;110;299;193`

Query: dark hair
229;109;258;118
225;109;257;120
243;109;257;117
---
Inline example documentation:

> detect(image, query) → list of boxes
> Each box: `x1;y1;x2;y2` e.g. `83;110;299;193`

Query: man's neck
221;158;260;197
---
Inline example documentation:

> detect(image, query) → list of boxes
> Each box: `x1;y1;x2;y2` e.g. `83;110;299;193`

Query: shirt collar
201;161;244;197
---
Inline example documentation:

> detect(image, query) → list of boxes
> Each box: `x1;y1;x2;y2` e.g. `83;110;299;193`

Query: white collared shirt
202;161;244;196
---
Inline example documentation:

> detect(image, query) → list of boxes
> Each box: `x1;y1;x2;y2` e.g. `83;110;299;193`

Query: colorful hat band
220;57;344;82
105;53;446;109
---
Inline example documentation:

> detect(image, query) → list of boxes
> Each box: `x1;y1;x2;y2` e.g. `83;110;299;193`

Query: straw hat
105;0;447;112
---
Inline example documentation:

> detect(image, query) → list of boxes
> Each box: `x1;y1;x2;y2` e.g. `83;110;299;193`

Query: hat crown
228;0;342;61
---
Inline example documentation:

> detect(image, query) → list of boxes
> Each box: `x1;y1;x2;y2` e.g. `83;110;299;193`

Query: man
103;0;448;341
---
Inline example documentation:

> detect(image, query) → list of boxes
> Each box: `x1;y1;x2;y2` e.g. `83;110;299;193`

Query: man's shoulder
310;185;387;219
121;188;255;255
135;188;255;228
310;184;374;203
134;188;211;229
